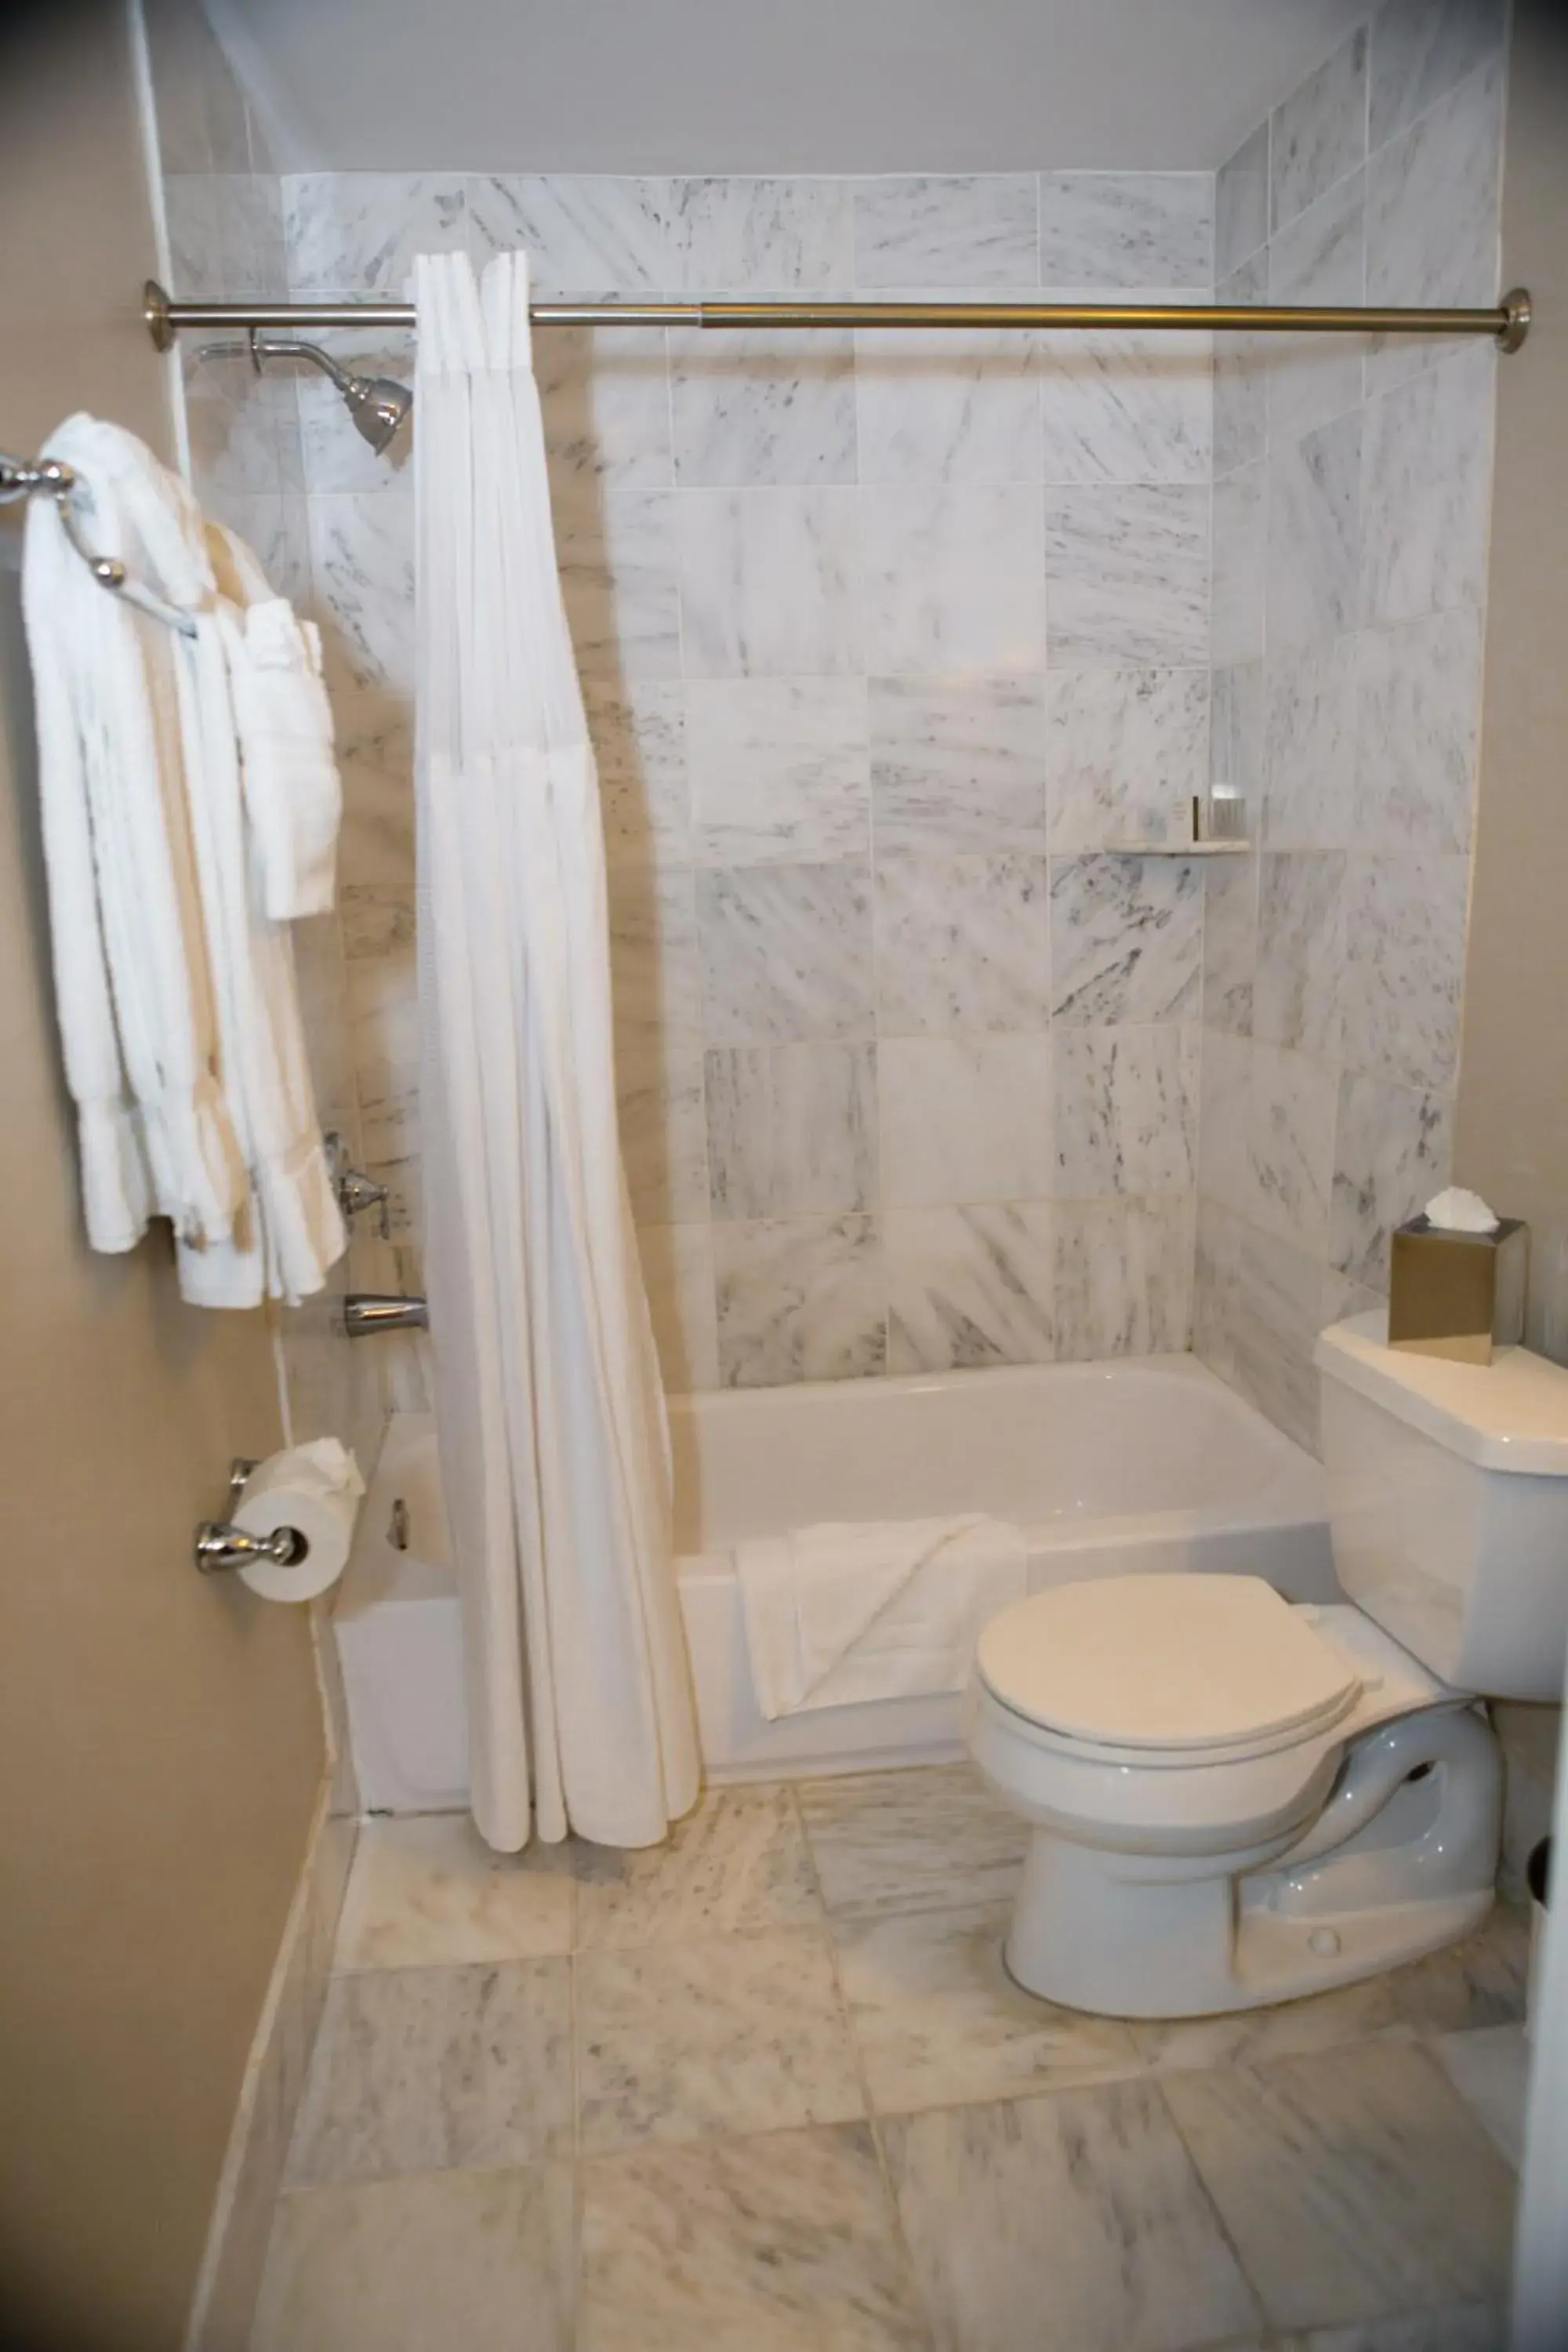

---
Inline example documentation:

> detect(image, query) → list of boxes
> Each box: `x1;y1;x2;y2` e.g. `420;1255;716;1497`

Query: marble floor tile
289;1959;573;2186
1131;1975;1405;2076
1163;2041;1515;2335
833;1900;1142;2114
1378;1903;1530;2038
335;1814;574;1971
573;1784;824;1950
882;2078;1259;2352
1435;2024;1530;2171
576;1925;864;2152
253;2165;574;2352
579;2123;930;2351
797;1763;1027;1919
1278;2308;1507;2351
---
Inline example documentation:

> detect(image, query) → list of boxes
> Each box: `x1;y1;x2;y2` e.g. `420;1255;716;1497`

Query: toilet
966;1311;1568;2018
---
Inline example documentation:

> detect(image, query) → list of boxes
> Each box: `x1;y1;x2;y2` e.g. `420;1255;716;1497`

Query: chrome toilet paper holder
194;1458;307;1576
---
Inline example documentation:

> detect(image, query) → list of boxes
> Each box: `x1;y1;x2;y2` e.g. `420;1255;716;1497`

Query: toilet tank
1315;1312;1568;1699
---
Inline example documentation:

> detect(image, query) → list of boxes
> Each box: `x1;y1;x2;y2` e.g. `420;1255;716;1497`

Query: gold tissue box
1388;1216;1529;1365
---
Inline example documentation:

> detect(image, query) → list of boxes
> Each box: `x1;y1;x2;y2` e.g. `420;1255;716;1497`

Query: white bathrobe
21;414;345;1305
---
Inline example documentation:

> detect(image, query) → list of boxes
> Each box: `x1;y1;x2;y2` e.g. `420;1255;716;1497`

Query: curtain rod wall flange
142;279;1534;351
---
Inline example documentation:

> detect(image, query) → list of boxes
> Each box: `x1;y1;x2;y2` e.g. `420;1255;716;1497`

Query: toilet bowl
967;1313;1568;2019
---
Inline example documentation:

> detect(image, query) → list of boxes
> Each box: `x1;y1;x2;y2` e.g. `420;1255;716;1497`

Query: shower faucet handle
324;1132;392;1240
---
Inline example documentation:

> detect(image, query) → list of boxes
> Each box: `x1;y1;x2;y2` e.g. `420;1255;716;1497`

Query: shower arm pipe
143;280;1535;353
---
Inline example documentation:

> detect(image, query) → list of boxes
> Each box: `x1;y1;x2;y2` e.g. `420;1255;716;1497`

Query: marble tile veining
1265;409;1361;653
574;1784;822;1949
1212;459;1266;666
466;173;671;292
856;307;1040;488
1038;314;1211;488
1052;1025;1196;1200
1359;348;1495;629
1330;1068;1452;1287
670;326;857;488
1045;485;1209;670
697;862;873;1046
289;1960;573;2186
1269;28;1367;234
1265;171;1366;447
1353;608;1483;858
1049;855;1203;1025
1163;2042;1515;2334
686;675;869;868
1217;123;1269;279
883;2077;1258;2352
869;674;1047;855
673;176;855;293
335;1816;573;1971
1264;635;1357;850
1053;1195;1194;1358
1363;59;1504;396
713;1213;886;1386
282;172;466;296
254;2165;574;2352
861;485;1046;675
579;2124;928;2352
1037;173;1213;291
705;1041;878;1220
576;1926;864;2152
1369;0;1508;151
885;1203;1057;1374
852;174;1038;289
797;1763;1027;1918
879;1036;1054;1208
1046;666;1209;853
679;487;862;677
873;851;1049;1036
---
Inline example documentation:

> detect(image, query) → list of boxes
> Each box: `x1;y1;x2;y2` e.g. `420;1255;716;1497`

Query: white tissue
231;1438;365;1602
1424;1186;1500;1234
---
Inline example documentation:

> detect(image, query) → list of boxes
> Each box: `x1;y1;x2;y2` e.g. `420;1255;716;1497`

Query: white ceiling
216;0;1370;175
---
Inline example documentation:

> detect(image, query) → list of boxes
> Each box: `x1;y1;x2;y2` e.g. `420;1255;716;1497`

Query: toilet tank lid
1316;1312;1568;1473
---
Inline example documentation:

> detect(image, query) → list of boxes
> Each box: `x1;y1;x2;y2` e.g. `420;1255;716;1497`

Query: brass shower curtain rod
143;280;1535;352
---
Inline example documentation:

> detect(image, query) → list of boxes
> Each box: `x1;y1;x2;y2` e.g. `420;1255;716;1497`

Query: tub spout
343;1292;429;1337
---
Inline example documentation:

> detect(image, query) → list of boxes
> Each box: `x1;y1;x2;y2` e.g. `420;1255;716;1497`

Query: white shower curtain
413;250;700;1852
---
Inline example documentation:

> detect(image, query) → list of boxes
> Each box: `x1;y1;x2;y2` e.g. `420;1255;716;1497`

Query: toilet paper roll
231;1439;365;1604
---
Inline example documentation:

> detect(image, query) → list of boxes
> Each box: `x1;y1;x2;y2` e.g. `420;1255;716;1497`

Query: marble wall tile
577;1926;863;2153
254;2165;575;2352
573;1784;822;1947
1245;1041;1338;1254
289;1959;572;2185
336;695;415;890
678;488;861;676
1202;855;1257;1037
1038;314;1211;486
1252;851;1347;1059
879;1036;1054;1207
882;2078;1255;2352
1037;172;1214;290
1340;850;1470;1093
1230;1217;1329;1450
1217;123;1270;279
166;172;287;300
713;1214;886;1385
851;175;1038;289
1214;254;1268;477
860;485;1046;673
1049;855;1203;1025
873;851;1049;1035
585;680;691;869
465;174;671;291
1164;2042;1515;2334
1264;634;1357;848
307;494;416;699
1360;348;1495;627
869;674;1047;854
856;313;1040;486
1054;1195;1195;1357
705;1042;878;1219
1365;59;1504;394
686;677;868;866
608;866;703;1075
1370;0;1508;151
1353;607;1483;858
1210;660;1264;803
1047;667;1210;853
637;1221;720;1390
1192;1195;1245;1385
282;172;466;295
1213;460;1266;666
1330;1069;1454;1290
797;1763;1027;1917
1045;484;1210;669
884;1204;1057;1373
669;327;856;487
579;2125;927;2352
1265;172;1366;445
697;862;873;1044
1052;1025;1196;1198
1199;1030;1252;1214
672;177;855;292
1266;409;1362;652
183;351;289;500
1270;27;1367;234
831;1899;1140;2114
618;1061;713;1223
554;485;681;680
538;326;673;496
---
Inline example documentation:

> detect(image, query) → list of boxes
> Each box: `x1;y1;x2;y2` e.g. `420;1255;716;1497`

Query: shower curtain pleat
414;250;700;1851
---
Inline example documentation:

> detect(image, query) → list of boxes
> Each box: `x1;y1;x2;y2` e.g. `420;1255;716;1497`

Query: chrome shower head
245;331;413;456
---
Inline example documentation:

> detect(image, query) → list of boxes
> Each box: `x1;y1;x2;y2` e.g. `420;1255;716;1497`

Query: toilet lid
974;1575;1360;1752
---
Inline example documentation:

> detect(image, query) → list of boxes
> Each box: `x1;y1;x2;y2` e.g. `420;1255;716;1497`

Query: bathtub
333;1355;1334;1812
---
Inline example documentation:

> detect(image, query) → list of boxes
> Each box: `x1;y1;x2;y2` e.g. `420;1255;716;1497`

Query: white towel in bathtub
737;1516;1026;1719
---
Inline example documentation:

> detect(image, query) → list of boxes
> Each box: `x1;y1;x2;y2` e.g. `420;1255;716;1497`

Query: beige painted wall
0;9;325;2347
1454;0;1568;1853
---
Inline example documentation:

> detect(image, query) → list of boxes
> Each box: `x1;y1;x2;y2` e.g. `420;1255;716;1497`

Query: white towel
738;1516;1027;1719
214;529;342;920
